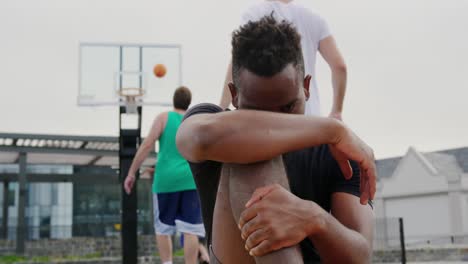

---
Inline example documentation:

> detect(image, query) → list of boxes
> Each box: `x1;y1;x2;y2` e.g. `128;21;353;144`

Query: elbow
332;62;347;75
176;119;215;162
340;243;372;264
140;142;153;153
355;236;373;264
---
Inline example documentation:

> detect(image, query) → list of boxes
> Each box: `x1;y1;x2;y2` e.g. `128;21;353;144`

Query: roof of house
376;157;401;179
376;147;468;179
425;152;463;179
439;147;468;173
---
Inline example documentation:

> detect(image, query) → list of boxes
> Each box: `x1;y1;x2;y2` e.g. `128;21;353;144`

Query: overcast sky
1;0;467;158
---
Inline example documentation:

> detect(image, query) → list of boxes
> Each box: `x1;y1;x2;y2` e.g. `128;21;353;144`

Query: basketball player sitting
176;15;375;264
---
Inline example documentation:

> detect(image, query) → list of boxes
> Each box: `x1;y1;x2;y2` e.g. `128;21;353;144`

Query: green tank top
152;111;196;193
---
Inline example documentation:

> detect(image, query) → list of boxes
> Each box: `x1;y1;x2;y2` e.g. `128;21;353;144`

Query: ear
303;75;311;101
228;82;239;109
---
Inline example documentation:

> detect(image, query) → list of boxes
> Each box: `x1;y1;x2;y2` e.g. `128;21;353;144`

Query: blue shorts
153;190;205;237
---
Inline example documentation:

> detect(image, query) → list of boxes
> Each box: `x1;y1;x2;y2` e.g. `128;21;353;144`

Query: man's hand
124;175;136;195
238;184;325;257
329;124;377;205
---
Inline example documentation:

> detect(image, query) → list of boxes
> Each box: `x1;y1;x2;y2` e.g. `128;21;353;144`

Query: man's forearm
319;36;347;116
177;110;343;163
308;205;372;264
331;66;347;115
128;143;153;177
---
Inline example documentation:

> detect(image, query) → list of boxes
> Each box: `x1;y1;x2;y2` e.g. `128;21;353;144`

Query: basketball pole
119;45;142;264
119;105;142;264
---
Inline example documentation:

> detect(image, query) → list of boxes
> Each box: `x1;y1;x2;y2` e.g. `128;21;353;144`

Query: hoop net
118;87;145;114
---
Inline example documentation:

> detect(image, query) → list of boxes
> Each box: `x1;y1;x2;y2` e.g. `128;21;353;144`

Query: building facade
375;147;468;245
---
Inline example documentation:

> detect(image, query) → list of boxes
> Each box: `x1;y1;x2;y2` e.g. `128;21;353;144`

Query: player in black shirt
176;15;376;264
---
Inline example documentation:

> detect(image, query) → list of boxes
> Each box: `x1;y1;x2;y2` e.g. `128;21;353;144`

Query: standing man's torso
153;111;196;193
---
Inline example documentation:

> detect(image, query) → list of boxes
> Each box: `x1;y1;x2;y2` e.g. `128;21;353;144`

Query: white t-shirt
240;1;331;116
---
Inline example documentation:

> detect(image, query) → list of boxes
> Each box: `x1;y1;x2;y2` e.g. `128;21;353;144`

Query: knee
183;233;198;240
225;156;285;178
225;156;289;192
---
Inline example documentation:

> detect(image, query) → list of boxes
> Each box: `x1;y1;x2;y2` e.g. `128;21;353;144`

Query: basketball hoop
78;43;181;107
118;87;145;114
113;71;147;114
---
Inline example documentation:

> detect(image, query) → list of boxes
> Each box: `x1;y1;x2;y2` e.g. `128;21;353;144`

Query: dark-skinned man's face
229;64;311;114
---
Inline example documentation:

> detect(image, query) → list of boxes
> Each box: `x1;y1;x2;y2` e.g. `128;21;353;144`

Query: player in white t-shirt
219;0;347;119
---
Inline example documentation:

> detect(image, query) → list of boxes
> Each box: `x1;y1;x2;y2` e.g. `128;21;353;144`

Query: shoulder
155;111;169;122
243;1;269;14
183;103;224;122
293;5;328;27
150;112;169;131
292;4;323;19
240;2;272;24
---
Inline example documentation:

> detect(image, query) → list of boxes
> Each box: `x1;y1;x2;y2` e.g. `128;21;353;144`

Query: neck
173;108;186;114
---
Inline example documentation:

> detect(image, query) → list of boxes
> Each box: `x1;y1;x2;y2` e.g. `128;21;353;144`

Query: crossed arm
176;109;376;262
177;110;342;163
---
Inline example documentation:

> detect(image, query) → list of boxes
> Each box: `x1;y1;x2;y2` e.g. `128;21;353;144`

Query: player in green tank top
123;87;208;264
153;111;196;193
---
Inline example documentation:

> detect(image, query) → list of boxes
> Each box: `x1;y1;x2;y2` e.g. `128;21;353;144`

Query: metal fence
374;217;406;263
404;234;468;247
374;217;404;249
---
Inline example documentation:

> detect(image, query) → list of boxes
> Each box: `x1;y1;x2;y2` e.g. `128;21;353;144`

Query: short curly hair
231;14;304;87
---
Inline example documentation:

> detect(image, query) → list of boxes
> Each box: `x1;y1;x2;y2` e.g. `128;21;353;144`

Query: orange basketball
153;64;167;78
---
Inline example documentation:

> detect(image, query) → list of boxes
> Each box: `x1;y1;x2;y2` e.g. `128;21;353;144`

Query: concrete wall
373;245;468;263
0;236;158;258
